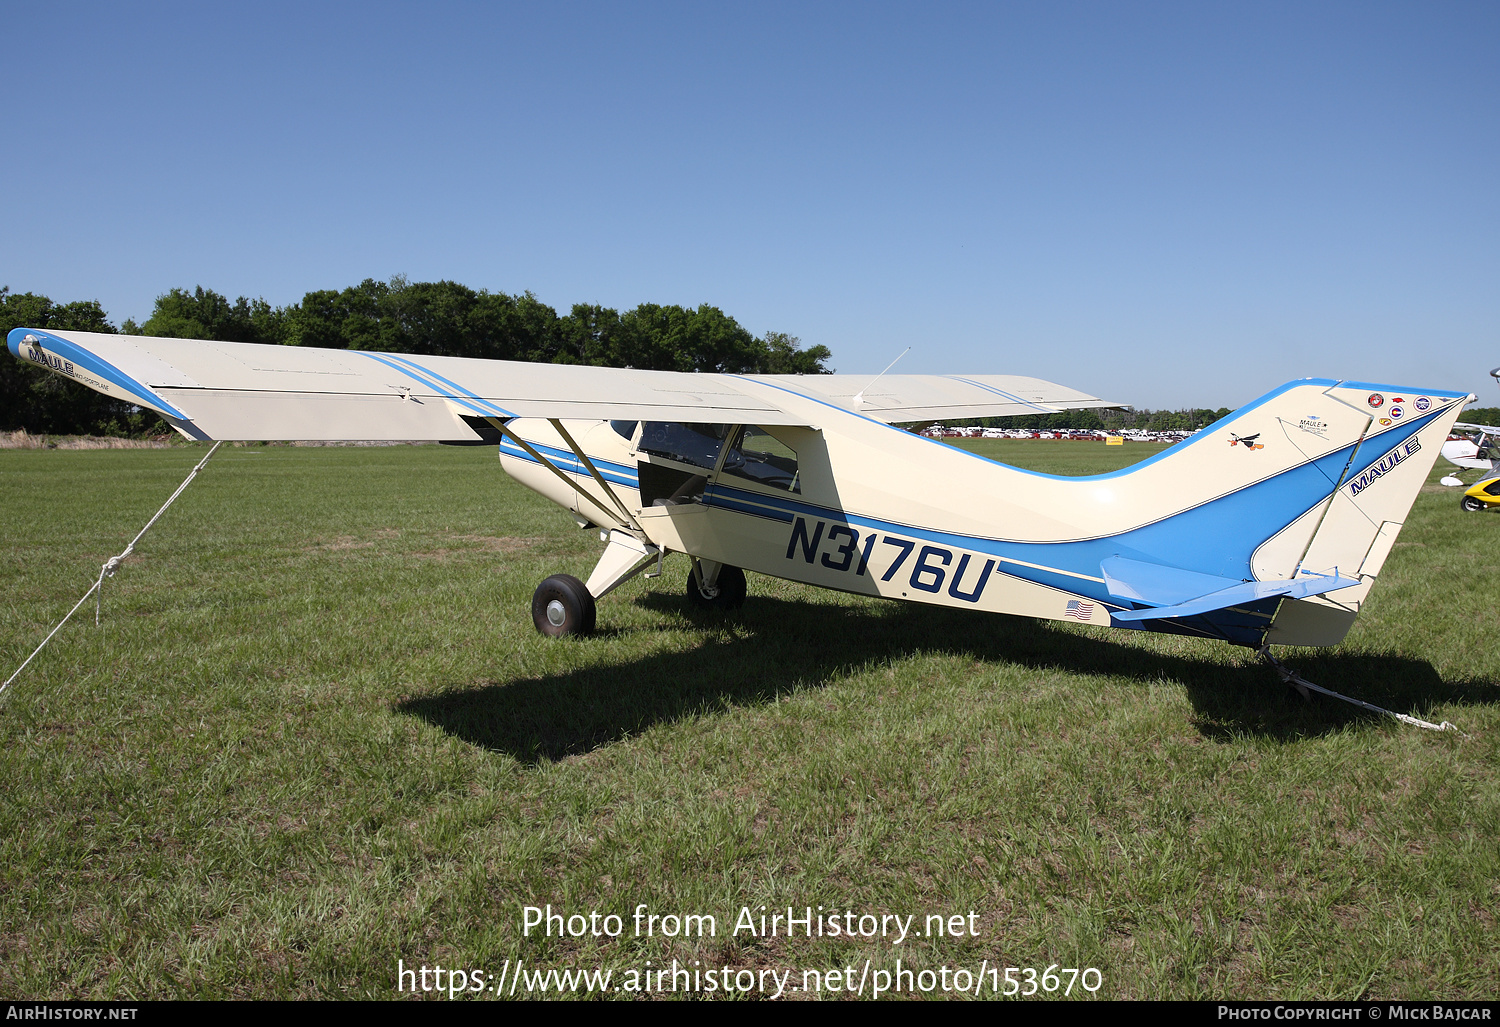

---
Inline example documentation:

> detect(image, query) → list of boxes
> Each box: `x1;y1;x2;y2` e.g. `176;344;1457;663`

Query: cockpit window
638;422;731;470
610;420;639;441
720;425;800;493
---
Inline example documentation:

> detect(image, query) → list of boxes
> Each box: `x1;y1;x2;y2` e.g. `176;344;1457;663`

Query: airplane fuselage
497;377;1470;649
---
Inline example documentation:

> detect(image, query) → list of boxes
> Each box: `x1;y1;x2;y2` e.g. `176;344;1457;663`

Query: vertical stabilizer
1263;384;1470;646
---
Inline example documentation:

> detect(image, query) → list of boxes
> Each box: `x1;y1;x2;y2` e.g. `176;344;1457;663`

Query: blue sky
4;1;1496;409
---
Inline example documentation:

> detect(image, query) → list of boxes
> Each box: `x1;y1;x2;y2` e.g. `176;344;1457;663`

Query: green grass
0;440;1496;1000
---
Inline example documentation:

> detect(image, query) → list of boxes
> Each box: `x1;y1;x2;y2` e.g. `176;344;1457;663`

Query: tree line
1;279;832;435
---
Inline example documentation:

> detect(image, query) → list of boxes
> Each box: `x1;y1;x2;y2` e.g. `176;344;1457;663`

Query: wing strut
487;418;636;530
549;419;644;533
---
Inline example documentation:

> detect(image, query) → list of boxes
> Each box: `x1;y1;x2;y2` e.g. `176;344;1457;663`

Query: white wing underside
18;330;1120;441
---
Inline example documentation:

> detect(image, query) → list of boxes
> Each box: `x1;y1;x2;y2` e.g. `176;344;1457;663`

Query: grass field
1;439;1496;1000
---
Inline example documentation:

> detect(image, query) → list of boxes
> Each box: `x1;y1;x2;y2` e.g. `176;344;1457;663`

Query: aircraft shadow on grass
395;594;1497;763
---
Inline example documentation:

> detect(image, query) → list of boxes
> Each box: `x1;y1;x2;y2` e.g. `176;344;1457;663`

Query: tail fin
1090;380;1470;647
1260;383;1469;645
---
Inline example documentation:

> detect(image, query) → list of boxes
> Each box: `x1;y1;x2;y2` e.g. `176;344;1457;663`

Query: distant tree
610;304;723;371
333;278;391;351
759;331;833;374
495;290;565;363
282;289;346;348
384;278;484;357
144;278;835;373
280;279;568;362
140;286;285;344
555;303;622;365
609;303;776;373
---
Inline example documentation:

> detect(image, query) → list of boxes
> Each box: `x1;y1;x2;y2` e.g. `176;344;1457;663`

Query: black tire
1460;495;1486;513
532;574;597;637
686;564;747;611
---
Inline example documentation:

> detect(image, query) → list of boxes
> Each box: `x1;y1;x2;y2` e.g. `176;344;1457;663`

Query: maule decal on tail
5;324;1475;714
1348;438;1422;497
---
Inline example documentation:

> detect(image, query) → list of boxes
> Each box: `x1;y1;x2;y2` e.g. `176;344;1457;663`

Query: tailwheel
532;574;597;637
686;562;747;611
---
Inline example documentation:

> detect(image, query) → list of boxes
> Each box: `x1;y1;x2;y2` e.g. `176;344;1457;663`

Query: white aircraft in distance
1439;423;1500;487
6;328;1474;657
1438;366;1500;486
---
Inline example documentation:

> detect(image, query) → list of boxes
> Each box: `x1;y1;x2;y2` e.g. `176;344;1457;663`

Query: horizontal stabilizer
1101;556;1359;624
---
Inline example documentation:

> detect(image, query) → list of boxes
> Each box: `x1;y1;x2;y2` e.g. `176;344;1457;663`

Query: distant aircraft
7;328;1472;658
1458;472;1500;513
1439;422;1500;487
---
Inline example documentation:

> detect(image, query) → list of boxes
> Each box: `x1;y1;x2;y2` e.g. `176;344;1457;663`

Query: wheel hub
546;599;567;626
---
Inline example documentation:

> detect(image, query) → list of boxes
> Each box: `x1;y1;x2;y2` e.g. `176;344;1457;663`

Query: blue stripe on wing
355;351;516;419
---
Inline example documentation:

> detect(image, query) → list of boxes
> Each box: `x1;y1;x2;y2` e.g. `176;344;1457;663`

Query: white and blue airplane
7;327;1473;654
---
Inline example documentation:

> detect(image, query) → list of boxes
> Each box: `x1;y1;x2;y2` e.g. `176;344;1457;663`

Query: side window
638;422;730;469
637;422;730;507
721;426;800;493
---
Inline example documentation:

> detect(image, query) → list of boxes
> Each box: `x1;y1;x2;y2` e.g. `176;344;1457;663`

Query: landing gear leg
585;530;663;599
687;559;746;611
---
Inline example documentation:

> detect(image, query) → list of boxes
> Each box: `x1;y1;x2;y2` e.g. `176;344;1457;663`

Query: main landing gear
687;560;746;611
531;527;750;632
529;534;748;636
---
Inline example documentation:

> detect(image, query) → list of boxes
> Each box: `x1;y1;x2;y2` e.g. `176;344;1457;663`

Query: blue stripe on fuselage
498;436;639;487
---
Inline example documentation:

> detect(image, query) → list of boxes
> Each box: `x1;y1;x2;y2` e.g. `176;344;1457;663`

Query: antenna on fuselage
852;347;911;409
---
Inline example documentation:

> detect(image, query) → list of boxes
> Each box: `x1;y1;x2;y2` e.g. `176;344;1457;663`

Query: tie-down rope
0;441;222;702
1259;645;1465;736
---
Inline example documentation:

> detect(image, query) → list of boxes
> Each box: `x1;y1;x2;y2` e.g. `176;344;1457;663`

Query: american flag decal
1064;600;1095;620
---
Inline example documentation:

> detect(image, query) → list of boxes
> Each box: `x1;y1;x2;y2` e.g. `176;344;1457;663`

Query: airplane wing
751;373;1124;422
8;328;1120;441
